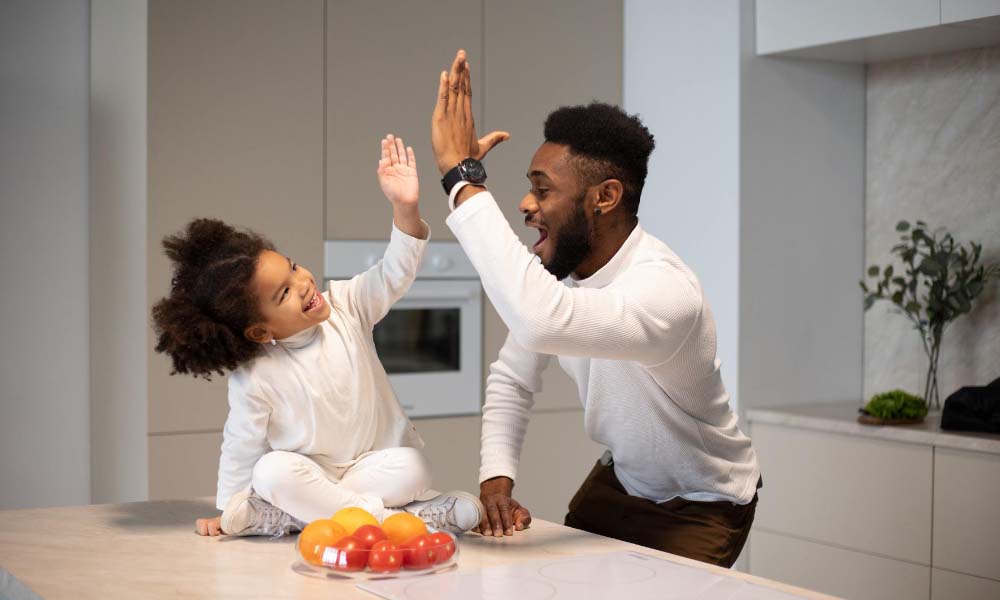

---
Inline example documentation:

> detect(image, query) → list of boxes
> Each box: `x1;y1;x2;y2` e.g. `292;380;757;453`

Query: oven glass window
373;308;460;373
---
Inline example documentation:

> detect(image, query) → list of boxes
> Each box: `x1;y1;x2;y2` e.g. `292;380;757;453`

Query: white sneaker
220;489;305;538
402;490;484;534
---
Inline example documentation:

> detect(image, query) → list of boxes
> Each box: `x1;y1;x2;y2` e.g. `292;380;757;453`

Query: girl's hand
195;516;223;536
377;135;419;209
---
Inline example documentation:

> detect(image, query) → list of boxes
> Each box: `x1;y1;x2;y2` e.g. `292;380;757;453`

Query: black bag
940;376;1000;433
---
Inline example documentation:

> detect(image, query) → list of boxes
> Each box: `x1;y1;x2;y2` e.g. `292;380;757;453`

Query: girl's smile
248;249;332;341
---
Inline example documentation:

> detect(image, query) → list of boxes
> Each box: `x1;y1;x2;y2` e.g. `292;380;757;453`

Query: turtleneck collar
572;223;645;289
276;323;321;350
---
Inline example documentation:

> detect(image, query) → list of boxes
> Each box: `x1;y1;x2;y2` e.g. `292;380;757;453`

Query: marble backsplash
864;46;1000;402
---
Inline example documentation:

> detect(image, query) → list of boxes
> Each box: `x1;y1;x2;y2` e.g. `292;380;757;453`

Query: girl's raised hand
377;135;419;209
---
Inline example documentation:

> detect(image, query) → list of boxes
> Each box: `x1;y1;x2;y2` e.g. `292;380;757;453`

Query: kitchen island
0;497;831;599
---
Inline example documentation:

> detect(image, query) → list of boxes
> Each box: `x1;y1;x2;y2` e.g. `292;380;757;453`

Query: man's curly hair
151;218;275;379
543;102;655;216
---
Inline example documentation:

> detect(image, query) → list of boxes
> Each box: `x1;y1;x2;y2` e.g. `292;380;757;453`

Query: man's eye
281;288;289;302
292;262;297;271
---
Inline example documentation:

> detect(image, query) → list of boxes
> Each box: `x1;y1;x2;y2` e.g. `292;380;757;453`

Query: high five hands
431;50;530;536
431;50;510;176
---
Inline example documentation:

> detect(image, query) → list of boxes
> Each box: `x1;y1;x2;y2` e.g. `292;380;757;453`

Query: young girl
152;135;482;537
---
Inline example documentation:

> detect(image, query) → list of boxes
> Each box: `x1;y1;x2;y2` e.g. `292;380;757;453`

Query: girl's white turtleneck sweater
216;223;428;510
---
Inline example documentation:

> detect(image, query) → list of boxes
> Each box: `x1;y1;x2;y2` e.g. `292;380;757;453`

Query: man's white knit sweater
446;191;759;504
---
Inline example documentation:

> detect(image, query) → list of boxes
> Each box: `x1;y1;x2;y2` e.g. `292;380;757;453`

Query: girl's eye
291;262;297;271
281;288;289;302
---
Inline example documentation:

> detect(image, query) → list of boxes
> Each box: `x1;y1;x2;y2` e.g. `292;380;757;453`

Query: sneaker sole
220;490;253;536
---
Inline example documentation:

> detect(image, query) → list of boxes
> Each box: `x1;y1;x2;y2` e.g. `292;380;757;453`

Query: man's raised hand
431;49;509;175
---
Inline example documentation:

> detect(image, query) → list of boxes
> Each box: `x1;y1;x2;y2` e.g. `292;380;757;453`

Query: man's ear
244;324;272;344
593;179;624;216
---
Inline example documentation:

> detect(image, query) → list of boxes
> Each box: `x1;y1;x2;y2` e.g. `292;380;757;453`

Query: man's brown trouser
564;455;759;568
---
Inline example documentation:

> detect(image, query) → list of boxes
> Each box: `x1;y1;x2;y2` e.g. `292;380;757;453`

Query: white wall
624;0;742;409
0;0;92;509
90;0;148;504
738;0;866;411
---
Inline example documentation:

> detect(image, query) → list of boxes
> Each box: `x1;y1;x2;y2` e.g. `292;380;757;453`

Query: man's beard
543;194;592;280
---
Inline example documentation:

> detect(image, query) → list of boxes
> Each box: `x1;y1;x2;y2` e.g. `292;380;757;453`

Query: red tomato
353;524;388;551
401;534;438;569
427;532;456;562
368;540;403;573
323;535;367;571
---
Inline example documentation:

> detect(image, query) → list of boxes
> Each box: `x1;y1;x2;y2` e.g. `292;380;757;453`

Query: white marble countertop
747;402;1000;455
0;498;833;599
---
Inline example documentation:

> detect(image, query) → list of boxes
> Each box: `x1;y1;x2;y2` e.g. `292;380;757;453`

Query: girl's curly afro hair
151;218;275;379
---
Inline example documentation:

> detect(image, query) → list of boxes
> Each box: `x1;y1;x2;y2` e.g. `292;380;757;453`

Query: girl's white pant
250;446;431;523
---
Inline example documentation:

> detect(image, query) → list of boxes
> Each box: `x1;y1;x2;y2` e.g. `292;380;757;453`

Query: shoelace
248;497;302;539
416;498;456;529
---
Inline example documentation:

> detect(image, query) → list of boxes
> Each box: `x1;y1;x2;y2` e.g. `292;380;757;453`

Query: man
431;50;760;567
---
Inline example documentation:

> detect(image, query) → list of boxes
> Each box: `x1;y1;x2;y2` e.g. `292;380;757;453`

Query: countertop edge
747;404;1000;456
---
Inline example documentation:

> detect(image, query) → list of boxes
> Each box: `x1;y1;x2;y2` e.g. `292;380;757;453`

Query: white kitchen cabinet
750;530;930;600
931;568;1000;600
325;0;482;241
147;0;325;444
149;431;223;500
757;0;1000;62
748;406;1000;599
752;422;933;564
933;448;1000;581
756;0;940;55
942;0;1000;23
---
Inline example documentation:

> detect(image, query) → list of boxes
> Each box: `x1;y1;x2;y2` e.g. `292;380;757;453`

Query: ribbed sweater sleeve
216;374;272;510
338;221;429;331
446;192;700;365
478;332;550;483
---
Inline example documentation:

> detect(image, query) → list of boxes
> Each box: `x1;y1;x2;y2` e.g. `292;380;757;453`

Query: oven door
372;279;482;418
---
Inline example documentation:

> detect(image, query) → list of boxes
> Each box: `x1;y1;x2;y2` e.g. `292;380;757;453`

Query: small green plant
861;220;998;409
863;390;928;420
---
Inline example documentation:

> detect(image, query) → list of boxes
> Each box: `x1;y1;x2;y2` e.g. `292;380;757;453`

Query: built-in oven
324;240;481;418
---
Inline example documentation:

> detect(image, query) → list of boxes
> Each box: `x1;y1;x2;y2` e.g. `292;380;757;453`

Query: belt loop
599;449;614;466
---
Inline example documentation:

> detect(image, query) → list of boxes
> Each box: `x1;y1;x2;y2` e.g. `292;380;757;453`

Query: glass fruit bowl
292;528;459;580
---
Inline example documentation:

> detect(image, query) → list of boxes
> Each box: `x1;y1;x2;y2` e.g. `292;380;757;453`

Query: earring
594;207;602;215
269;339;277;346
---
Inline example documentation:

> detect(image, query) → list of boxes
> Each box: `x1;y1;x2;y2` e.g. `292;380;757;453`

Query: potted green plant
861;220;998;410
858;389;928;425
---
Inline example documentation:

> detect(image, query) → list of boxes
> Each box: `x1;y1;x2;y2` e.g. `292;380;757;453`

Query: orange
331;506;379;535
380;512;428;545
298;519;348;566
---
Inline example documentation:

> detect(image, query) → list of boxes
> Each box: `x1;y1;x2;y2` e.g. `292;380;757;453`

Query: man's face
520;142;594;280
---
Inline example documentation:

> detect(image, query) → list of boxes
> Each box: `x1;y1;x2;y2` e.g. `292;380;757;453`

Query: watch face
459;158;487;183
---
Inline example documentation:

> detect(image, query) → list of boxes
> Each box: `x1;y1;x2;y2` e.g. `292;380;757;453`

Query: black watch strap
441;164;466;195
441;157;487;194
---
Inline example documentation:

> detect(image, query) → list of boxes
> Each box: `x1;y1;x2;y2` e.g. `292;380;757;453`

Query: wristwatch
441;157;487;195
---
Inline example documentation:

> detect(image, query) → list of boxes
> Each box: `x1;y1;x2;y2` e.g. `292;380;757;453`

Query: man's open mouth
532;226;549;252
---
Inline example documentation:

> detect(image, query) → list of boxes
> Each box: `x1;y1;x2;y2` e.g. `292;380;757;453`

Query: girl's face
246;250;331;342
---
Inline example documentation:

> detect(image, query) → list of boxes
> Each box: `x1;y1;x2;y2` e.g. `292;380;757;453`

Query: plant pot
857;413;926;426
